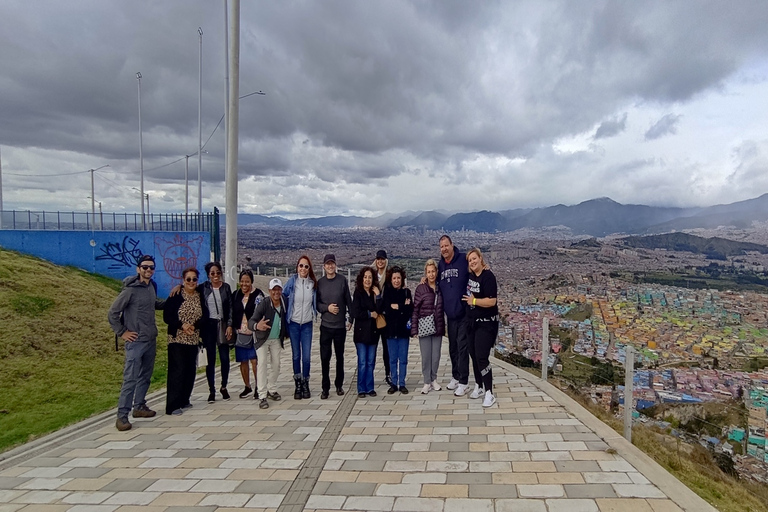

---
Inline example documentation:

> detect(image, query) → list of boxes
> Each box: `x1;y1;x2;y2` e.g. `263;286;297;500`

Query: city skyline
2;1;768;217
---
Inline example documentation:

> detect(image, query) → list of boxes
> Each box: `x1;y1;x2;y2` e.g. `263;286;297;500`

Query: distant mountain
620;232;768;258
222;193;768;237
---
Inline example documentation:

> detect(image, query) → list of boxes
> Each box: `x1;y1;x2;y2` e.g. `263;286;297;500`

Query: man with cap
108;254;166;431
316;254;353;399
249;278;288;409
373;249;392;386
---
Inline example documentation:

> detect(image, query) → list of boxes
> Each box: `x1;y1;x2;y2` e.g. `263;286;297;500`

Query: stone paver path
0;332;716;511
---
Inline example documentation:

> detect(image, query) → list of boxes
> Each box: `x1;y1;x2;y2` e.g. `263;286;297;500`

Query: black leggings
467;321;498;393
166;343;198;414
203;320;230;391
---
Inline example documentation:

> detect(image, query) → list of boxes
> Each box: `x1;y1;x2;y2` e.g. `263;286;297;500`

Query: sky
3;1;768;219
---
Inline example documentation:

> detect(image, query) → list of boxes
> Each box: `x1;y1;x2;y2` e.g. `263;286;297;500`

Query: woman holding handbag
411;259;445;394
232;269;264;399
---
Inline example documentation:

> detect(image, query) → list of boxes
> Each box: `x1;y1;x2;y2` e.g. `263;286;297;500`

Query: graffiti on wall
95;236;143;269
155;234;204;283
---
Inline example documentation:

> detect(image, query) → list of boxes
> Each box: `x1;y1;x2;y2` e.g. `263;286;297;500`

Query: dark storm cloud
645;114;682;140
594;113;628;139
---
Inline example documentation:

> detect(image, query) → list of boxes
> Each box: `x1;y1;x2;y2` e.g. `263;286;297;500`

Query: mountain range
226;194;768;237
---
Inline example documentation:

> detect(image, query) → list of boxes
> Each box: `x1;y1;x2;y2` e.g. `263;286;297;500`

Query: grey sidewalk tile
443;498;494;512
326;482;378;496
340;460;386;472
564;483;617;498
394;497;444;512
99;479;154;492
496;498;549;511
445;473;492;485
468;483;518;498
546;498;599;512
343;496;394;511
555;460;601;472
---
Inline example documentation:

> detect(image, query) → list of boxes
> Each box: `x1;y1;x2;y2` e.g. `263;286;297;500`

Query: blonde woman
411;259;445;394
373;249;393;386
462;248;499;407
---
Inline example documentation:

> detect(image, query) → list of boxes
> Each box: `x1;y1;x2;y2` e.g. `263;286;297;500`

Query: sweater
351;288;381;345
316;274;353;329
437;246;469;320
108;275;165;342
382;286;413;339
248;296;288;350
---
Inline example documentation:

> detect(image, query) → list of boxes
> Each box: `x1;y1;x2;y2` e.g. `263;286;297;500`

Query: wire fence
0;210;216;232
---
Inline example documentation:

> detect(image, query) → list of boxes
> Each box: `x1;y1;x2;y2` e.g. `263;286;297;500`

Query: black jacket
247;296;288;350
232;288;263;331
200;281;233;327
382;286;413;339
352;288;381;345
163;289;209;339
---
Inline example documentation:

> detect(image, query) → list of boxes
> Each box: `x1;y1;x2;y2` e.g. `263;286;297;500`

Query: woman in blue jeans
282;255;317;399
382;265;413;394
352;267;381;397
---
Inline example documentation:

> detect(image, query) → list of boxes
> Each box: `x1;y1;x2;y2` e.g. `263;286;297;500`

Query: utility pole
223;0;230;210
89;165;109;229
198;27;204;215
624;346;635;442
542;317;550;381
0;146;4;229
137;72;145;229
224;0;240;286
185;155;190;229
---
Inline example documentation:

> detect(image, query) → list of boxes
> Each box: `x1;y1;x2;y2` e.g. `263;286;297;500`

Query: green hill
621;232;768;259
0;248;168;452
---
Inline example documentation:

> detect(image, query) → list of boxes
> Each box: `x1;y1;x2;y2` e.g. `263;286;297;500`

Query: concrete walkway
0;335;717;512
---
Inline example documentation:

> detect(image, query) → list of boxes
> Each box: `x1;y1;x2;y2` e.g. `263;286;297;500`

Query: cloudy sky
3;1;768;219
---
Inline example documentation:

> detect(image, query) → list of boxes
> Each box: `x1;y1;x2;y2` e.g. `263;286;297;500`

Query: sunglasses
209;271;222;276
298;264;309;269
140;265;155;270
185;277;198;282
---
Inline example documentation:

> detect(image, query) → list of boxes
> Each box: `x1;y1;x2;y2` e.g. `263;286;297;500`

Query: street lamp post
132;188;150;226
137;72;145;229
89;164;109;230
198;27;204;215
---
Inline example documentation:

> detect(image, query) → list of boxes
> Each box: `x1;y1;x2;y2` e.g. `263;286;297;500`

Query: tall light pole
132;188;149;219
137;72;145;229
223;0;230;208
198;27;204;215
89;164;109;229
225;0;240;287
0;146;4;229
185;151;206;230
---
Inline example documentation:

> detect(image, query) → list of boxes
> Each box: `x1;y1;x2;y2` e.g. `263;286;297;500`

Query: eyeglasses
140;265;155;270
298;264;309;269
209;271;222;276
185;277;198;282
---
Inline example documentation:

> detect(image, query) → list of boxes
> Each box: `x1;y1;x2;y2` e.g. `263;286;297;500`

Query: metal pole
197;27;204;215
223;0;229;206
624;346;634;442
98;202;103;230
224;0;240;287
541;317;549;381
137;72;145;229
185;155;190;229
0;146;4;229
90;169;95;228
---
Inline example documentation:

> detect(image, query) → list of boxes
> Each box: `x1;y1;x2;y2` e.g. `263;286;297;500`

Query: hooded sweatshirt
437;246;469;321
108;275;165;342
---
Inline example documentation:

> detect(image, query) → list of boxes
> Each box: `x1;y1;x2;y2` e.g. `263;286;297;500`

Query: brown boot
115;417;132;431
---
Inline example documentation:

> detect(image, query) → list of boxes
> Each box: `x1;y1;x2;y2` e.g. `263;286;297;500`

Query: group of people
107;236;499;432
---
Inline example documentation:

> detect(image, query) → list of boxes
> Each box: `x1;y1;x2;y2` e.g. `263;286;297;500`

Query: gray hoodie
108;275;166;342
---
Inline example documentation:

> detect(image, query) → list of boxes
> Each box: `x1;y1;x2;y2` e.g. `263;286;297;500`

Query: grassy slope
0;249;168;452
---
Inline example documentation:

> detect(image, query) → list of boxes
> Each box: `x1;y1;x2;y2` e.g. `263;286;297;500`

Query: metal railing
0;210;215;232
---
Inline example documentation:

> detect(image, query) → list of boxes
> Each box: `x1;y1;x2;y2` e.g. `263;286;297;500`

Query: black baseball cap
138;255;155;265
376;250;387;260
323;253;336;264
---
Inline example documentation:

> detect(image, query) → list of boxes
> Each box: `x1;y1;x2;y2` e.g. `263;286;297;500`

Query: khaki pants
257;338;282;397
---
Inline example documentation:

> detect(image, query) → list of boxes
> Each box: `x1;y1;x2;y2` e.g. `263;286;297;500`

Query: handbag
417;288;439;338
236;331;254;348
375;314;386;330
197;346;207;367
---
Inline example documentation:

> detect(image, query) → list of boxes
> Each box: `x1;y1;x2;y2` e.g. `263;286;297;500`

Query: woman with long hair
411;259;445;394
163;267;207;415
201;262;233;403
372;250;392;386
462;248;499;408
282;255;317;399
232;269;264;399
382;265;413;394
351;266;381;397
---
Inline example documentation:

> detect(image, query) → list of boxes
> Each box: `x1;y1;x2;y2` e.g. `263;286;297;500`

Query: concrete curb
492;356;718;512
0;374;207;471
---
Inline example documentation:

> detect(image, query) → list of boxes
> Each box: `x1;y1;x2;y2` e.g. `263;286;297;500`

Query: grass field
0;249;169;452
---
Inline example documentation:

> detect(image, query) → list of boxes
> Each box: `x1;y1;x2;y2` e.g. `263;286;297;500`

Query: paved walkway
0;334;716;512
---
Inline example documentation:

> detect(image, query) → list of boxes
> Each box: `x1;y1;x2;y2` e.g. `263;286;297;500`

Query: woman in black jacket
352;266;381;398
163;267;208;415
201;262;234;403
382;266;413;394
232;269;264;399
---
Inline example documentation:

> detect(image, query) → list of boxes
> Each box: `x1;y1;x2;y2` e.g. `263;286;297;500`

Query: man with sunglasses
108;255;166;431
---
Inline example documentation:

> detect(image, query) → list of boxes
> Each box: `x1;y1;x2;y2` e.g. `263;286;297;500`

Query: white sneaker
469;384;485;399
482;390;496;408
446;378;459;390
454;383;468;397
431;380;442;391
421;384;431;394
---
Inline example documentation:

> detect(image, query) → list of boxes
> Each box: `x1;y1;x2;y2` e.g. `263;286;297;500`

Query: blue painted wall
0;230;211;297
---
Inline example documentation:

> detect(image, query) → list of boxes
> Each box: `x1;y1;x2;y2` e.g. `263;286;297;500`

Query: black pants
376;328;390;377
166;343;198;414
203;320;230;391
467;321;498;393
320;326;345;392
446;315;469;384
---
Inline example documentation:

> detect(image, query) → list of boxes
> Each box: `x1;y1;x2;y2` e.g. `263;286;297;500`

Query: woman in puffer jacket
411;259;445;394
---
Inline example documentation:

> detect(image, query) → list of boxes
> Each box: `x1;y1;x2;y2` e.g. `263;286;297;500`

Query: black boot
301;377;311;399
294;374;302;400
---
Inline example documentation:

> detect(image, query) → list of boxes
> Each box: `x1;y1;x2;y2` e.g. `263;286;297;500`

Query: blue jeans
356;343;377;393
288;321;313;379
387;337;409;388
117;339;156;419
